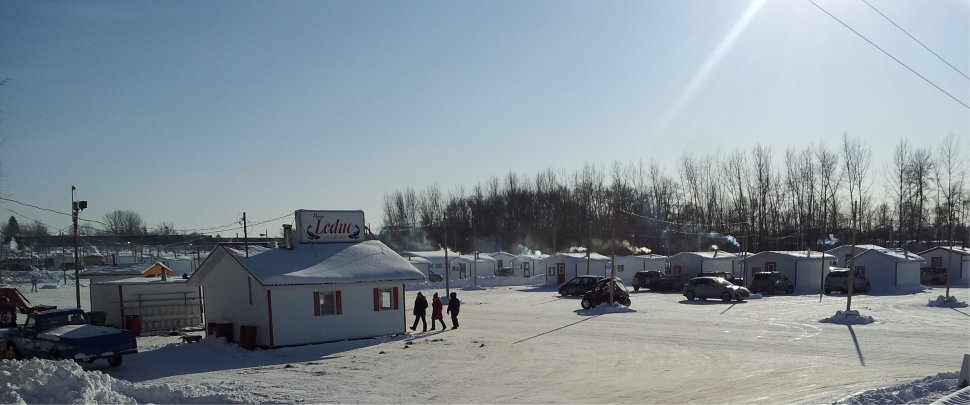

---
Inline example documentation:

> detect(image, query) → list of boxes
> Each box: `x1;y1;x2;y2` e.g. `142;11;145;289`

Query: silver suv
824;269;870;294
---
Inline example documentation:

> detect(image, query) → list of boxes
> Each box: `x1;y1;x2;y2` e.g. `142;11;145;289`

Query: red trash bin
239;325;257;350
124;315;142;337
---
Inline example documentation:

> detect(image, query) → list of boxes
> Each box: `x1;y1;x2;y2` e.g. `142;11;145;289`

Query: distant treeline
379;134;969;256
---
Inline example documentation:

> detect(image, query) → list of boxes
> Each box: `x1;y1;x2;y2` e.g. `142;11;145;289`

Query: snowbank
0;359;257;404
836;371;961;404
928;295;969;308
820;309;875;325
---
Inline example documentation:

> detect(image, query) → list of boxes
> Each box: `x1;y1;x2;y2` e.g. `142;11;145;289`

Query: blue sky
0;0;967;237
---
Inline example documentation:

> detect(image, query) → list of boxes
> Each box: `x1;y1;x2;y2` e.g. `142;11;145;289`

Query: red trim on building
118;285;125;318
392;287;399;310
335;290;342;315
267;290;275;347
313;291;320;316
373;288;380;311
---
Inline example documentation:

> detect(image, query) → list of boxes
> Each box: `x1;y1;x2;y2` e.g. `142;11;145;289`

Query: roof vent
282;224;294;250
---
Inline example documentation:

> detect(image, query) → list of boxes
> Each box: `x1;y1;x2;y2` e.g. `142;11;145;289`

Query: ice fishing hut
188;210;426;348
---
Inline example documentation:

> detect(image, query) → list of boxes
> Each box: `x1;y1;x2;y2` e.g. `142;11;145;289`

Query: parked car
920;267;948;285
427;270;443;282
824;268;870;294
631;271;664;291
0;308;137;366
581;277;632;309
682;276;751;302
698;271;744;286
749;272;795;294
494;267;514;277
653;274;690;292
558;275;604;296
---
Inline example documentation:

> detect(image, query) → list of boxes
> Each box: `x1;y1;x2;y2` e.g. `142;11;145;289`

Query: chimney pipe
282;224;294;250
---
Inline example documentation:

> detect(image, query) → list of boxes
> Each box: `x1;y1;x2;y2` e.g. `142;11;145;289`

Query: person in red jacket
430;293;447;330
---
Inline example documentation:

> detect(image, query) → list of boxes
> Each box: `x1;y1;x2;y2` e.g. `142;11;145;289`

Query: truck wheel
0;308;15;327
0;341;17;360
580;297;593;309
633;286;640;292
621;297;631;306
108;354;123;367
721;292;732;302
685;291;696;301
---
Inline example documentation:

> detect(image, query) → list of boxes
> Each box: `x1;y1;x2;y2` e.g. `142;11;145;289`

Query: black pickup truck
632;271;689;292
0;308;137;366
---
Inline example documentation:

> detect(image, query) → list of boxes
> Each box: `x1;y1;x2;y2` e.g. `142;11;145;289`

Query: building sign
294;210;365;244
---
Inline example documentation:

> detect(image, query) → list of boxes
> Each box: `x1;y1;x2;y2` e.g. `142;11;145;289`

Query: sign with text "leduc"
294;210;364;244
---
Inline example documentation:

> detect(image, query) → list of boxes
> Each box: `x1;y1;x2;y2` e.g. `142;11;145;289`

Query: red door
557;263;566;284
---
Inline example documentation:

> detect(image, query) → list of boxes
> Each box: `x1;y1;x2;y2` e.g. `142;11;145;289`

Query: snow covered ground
2;269;969;404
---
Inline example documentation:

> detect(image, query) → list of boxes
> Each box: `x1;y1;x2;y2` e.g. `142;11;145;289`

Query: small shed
90;277;202;332
542;252;612;286
825;244;885;267
613;254;668;283
488;252;518;275
159;254;197;277
852;248;923;293
401;250;462;279
667;251;737;279
745;251;837;294
917;246;970;285
141;262;175;278
188;240;425;348
403;256;436;281
450;254;498;278
510;253;548;278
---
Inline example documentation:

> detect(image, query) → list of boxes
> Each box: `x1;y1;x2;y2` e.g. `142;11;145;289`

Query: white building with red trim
188;210;425;348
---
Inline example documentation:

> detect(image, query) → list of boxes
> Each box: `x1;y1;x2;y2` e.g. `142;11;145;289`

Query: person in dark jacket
446;292;460;329
430;293;447;330
410;292;428;332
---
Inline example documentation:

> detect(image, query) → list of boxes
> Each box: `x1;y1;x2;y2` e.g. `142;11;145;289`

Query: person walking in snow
31;275;38;292
430;293;447;330
410;292;428;332
446;292;460;329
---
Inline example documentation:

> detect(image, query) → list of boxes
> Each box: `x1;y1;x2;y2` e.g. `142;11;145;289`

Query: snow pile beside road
0;359;256;404
820;309;875;325
838;371;961;404
928;295;969;308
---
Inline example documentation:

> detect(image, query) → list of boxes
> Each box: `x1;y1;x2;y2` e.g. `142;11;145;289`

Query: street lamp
72;186;87;309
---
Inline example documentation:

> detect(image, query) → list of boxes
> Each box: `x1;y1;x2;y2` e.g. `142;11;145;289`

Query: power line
807;0;969;109
860;0;969;80
0;196;291;237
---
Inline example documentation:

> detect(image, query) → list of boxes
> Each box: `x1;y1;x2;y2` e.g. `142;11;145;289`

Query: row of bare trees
380;134;969;256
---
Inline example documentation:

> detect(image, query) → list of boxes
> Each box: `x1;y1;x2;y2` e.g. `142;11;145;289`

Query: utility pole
847;201;857;312
71;186;87;309
242;212;249;258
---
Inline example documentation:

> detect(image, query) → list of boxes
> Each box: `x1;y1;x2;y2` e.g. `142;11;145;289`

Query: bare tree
103;210;145;236
934;133;966;244
885;139;910;248
907;147;934;245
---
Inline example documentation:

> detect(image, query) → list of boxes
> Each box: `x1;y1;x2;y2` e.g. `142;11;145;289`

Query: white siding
269;282;406;347
199;260;270;346
90;280;202;332
896;262;921;288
